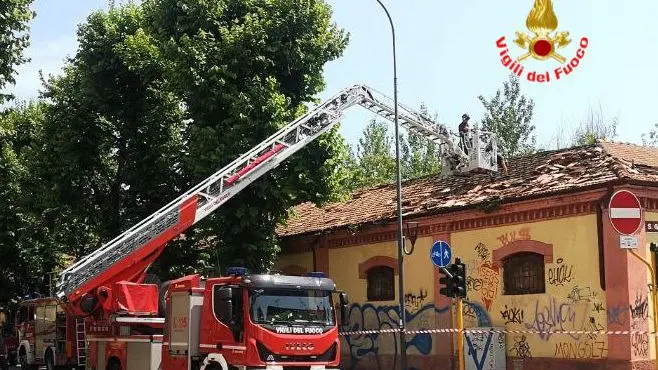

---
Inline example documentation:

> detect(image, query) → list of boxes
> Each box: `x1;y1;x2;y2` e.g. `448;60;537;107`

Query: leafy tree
0;0;34;103
0;101;60;301
34;4;186;265
348;106;443;190
478;73;536;157
402;104;441;179
144;0;350;273
351;118;397;188
571;104;618;146
642;124;658;147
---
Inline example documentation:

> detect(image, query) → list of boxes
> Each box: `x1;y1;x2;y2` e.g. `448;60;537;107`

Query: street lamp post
373;1;406;369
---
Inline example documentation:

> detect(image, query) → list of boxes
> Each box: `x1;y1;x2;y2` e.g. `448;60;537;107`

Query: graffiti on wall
566;285;595;303
497;227;531;248
463;301;492;327
511;335;532;359
465;331;493;370
547;258;574;287
342;303;449;370
475;242;490;261
607;305;626;325
460;223;615;361
405;289;428;312
630;293;649;321
631;332;649;357
478;262;500;311
553;339;608;359
500;304;524;325
525;297;590;341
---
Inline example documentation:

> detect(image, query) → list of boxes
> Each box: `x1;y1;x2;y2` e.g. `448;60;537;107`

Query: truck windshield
249;289;334;326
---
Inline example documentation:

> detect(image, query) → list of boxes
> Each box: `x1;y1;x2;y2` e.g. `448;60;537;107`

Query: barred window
503;252;545;295
367;266;395;301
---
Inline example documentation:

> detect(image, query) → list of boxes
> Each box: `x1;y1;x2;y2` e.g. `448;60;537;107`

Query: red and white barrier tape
338;328;658;336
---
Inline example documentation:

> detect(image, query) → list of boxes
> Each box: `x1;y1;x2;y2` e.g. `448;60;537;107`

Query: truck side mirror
214;287;233;325
339;292;349;327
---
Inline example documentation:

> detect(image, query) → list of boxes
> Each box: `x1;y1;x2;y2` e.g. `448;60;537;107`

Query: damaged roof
276;141;658;238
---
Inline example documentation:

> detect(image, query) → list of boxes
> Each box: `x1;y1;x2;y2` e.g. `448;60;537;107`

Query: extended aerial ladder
56;84;499;316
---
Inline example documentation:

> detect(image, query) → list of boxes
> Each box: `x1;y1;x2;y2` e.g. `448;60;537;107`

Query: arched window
367;266;395;301
503;252;545;295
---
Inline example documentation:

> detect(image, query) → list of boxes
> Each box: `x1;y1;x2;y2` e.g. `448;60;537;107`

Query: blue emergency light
305;272;327;278
226;267;249;276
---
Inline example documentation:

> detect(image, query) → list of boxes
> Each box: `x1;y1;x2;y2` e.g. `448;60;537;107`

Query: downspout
597;187;615;291
311;233;324;272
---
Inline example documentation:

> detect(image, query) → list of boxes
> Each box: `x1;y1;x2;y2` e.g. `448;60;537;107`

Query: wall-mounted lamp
404;221;420;255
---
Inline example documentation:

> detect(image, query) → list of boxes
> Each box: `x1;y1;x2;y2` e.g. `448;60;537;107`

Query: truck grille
256;341;336;363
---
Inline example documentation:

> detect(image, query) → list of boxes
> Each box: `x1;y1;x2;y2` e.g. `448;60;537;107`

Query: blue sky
10;0;658;151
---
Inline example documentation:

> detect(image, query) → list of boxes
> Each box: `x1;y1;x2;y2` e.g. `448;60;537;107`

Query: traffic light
451;258;467;298
439;267;454;298
438;258;468;299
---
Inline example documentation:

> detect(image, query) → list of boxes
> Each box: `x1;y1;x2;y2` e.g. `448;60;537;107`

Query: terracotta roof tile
276;141;658;237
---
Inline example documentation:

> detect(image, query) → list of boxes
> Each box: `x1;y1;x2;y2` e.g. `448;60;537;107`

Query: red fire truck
49;84;499;369
13;297;84;369
0;306;17;370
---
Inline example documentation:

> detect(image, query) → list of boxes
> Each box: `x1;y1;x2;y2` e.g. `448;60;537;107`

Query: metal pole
374;1;406;369
456;297;465;370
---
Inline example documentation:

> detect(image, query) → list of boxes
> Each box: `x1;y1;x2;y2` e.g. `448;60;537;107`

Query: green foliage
478;73;536;157
0;0;351;295
402;104;441;179
141;0;349;274
642;124;658;147
0;101;61;301
350;119;397;188
348;109;443;190
33;4;186;265
0;0;34;103
571;104;618;146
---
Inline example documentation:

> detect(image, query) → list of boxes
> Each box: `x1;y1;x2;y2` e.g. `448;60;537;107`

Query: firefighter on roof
458;113;508;175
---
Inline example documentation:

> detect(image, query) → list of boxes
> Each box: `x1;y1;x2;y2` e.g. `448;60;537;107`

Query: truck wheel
45;349;55;370
158;280;172;317
18;348;29;370
107;357;121;370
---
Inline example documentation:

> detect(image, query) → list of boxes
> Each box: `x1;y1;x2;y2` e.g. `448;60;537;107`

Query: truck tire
45;349;55;370
201;354;228;370
7;353;16;367
158;280;172;317
18;347;30;370
107;357;121;370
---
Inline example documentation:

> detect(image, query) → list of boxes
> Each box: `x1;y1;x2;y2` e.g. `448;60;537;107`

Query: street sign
646;221;658;233
620;235;639;249
609;190;643;236
430;240;452;268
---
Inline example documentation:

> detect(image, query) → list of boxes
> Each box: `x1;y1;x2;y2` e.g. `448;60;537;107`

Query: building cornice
280;186;658;254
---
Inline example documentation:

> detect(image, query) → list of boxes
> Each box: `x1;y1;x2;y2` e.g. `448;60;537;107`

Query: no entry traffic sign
608;190;643;235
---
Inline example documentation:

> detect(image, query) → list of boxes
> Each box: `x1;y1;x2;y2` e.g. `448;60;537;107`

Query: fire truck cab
0;306;17;370
15;297;82;370
84;268;348;370
163;268;348;370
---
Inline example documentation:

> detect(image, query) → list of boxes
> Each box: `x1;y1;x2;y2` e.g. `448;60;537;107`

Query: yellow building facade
276;142;658;369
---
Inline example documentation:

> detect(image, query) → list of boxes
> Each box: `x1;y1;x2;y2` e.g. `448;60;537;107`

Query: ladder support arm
56;84;496;317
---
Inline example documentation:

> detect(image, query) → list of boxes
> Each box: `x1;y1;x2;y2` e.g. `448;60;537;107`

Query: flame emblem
514;0;571;63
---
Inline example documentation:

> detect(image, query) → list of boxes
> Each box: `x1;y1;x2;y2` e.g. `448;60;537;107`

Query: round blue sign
430;241;452;268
